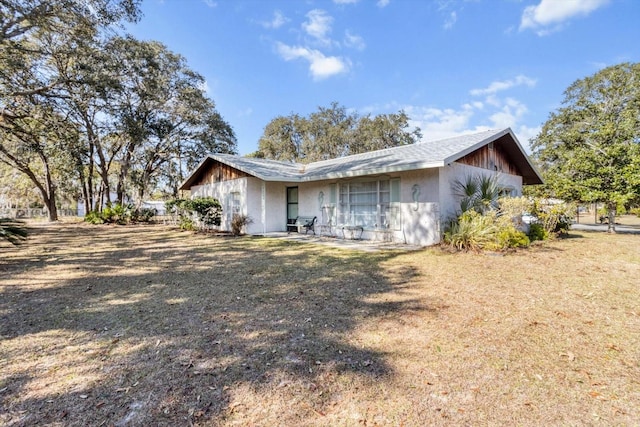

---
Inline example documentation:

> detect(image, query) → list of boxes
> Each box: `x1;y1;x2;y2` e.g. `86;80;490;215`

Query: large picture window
338;179;400;229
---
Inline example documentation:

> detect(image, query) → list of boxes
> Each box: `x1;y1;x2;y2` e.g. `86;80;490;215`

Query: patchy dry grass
1;223;639;426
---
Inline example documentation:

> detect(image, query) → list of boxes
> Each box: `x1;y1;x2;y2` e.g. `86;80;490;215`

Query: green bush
131;208;156;223
188;197;222;226
167;197;222;229
101;203;129;224
179;216;196;231
528;223;547;242
493;225;530;250
629;207;640;217
84;210;105;224
85;203;131;225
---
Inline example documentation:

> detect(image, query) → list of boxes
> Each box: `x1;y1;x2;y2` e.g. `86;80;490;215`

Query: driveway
571;223;640;234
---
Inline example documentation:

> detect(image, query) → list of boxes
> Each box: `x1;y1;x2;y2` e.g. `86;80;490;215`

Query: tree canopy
531;62;640;231
0;0;237;221
254;102;422;163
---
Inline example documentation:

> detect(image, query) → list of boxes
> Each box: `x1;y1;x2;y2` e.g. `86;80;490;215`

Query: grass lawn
1;223;639;426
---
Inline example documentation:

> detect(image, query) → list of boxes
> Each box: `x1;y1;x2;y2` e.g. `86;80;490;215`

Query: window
227;192;241;224
231;192;241;215
338;178;400;229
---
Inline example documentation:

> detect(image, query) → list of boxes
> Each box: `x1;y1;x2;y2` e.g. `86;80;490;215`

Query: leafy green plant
167;197;222;229
179;216;196;231
492;224;530;250
536;202;575;235
444;210;498;251
630;207;640;217
231;214;253;236
84;210;105;224
0;218;28;245
85;203;132;225
131;208;156;223
101;203;130;224
188;197;222;226
528;223;547;242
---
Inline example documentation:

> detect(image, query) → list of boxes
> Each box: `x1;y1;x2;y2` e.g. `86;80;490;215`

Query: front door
286;186;298;232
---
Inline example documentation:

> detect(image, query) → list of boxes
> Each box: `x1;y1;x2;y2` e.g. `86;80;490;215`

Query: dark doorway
286;186;298;232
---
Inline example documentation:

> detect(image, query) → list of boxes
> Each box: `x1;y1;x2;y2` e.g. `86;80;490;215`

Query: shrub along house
179;128;543;246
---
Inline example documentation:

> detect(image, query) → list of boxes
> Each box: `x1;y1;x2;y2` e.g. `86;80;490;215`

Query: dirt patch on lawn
1;223;639;426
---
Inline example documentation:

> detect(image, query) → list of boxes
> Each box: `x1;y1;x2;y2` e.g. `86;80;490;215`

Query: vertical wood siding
193;161;250;186
457;143;520;175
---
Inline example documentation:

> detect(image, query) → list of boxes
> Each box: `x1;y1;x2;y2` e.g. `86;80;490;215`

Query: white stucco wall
396;169;440;246
190;178;248;231
245;178;290;234
189;162;523;245
288;171;443;246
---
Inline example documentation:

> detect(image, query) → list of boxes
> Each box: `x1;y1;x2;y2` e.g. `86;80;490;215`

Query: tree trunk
43;193;58;221
607;202;616;233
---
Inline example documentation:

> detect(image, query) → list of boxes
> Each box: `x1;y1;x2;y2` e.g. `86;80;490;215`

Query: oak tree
531;63;640;232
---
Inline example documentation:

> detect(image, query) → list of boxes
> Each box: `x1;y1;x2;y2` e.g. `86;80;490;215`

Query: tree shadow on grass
0;224;442;426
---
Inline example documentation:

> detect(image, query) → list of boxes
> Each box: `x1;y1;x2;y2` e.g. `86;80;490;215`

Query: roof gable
180;128;543;189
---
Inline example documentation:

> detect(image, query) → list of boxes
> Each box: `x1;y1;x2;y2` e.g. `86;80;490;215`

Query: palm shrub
101;203;130;224
453;174;501;214
84;203;133;225
0;218;28;245
446;176;532;251
84;210;105;224
444;210;498;251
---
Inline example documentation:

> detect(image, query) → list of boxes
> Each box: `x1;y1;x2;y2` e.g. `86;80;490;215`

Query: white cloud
344;30;366;50
377;0;390;7
275;42;349;80
489;98;529;129
400;81;536;143
514;125;541;151
334;0;359;3
404;104;482;141
520;0;610;35
302;9;334;45
203;0;217;8
443;11;457;30
470;75;537;96
261;10;289;29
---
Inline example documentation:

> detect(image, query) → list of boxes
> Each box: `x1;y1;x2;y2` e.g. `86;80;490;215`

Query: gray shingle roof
180;128;543;189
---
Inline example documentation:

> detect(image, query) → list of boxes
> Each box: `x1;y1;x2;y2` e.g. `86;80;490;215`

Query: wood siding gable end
456;141;520;176
192;160;251;186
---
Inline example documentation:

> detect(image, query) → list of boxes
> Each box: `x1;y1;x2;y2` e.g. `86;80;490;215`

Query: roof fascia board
502;128;544;183
298;161;445;182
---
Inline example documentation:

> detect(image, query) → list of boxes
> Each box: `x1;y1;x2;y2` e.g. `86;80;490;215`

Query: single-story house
179;128;543;246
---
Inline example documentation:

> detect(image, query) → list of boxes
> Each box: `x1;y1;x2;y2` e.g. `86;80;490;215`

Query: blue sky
128;0;639;155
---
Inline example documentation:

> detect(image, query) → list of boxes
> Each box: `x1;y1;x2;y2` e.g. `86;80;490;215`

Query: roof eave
300;161;444;181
